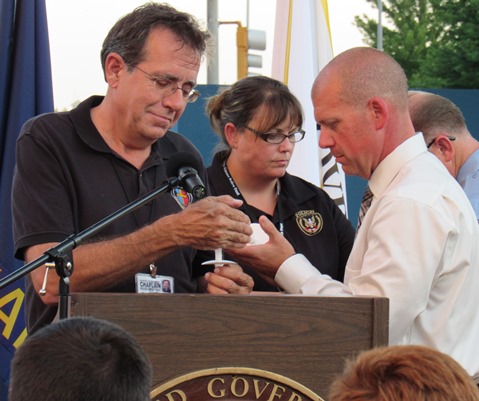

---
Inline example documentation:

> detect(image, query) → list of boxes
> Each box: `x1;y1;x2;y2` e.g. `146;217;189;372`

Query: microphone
166;152;207;200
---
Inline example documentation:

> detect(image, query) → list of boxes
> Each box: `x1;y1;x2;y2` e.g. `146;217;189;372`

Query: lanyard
222;160;284;236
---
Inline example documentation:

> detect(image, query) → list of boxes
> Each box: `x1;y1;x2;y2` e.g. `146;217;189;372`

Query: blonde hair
329;345;479;401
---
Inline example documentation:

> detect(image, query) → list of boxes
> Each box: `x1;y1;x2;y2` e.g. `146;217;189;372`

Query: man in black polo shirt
12;3;253;333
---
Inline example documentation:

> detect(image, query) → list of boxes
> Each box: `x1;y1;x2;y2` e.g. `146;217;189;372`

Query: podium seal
151;367;324;401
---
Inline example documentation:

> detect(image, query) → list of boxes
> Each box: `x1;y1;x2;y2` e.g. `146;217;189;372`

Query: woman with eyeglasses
197;75;355;291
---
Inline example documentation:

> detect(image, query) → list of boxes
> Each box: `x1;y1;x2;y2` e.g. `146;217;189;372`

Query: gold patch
295;210;323;236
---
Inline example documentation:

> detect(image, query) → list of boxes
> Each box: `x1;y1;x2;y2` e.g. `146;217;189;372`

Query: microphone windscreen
166;152;203;178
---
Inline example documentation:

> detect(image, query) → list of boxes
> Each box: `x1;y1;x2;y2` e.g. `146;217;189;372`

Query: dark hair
329;345;479;401
9;317;152;401
100;2;210;74
206;75;303;153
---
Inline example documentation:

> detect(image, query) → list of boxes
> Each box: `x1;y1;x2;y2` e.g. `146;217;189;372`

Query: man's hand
204;264;254;294
229;215;295;280
162;195;253;250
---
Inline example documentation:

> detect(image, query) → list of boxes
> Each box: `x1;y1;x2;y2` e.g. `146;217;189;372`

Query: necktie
357;185;373;231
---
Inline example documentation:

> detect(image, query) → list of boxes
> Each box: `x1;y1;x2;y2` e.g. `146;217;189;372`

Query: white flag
272;0;348;215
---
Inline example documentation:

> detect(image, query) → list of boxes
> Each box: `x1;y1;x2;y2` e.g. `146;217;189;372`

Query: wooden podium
70;293;388;400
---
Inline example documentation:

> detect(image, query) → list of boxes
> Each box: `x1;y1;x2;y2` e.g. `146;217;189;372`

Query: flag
0;0;54;396
272;0;347;215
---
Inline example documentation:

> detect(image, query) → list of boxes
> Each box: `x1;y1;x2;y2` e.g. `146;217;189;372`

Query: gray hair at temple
408;91;467;144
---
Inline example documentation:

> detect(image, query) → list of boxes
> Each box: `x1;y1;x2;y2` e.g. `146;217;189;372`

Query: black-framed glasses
245;126;305;144
129;64;200;103
426;136;456;149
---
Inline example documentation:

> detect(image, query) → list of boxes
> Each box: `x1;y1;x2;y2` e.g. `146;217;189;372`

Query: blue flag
0;0;53;397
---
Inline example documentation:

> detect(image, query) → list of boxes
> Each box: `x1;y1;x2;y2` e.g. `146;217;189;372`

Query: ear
224;122;239;149
104;53;126;88
368;97;388;130
434;135;455;162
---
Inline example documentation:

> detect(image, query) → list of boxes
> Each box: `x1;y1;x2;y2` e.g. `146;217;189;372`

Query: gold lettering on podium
151;368;323;401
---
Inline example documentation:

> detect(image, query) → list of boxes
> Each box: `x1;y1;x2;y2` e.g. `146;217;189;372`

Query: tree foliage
354;0;479;88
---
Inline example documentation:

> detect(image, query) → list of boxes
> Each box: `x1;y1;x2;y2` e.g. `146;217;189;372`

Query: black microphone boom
166;152;206;200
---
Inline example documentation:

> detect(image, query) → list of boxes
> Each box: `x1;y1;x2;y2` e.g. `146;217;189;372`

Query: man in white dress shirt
231;47;479;382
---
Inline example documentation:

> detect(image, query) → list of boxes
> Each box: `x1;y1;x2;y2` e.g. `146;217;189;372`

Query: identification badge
135;273;174;294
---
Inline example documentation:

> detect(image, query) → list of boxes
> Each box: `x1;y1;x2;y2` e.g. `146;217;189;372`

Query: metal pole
377;0;383;51
207;0;219;84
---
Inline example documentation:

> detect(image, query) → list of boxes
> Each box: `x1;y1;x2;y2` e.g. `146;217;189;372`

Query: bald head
311;47;415;179
313;47;409;111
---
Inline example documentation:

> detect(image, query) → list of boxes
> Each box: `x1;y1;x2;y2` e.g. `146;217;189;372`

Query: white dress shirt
276;134;479;376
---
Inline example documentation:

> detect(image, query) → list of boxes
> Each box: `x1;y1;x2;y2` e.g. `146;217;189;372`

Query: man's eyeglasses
426;136;456;149
245;126;305;144
129;64;200;103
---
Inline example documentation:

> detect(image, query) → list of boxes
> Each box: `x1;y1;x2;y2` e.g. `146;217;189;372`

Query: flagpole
377;0;383;50
207;0;219;84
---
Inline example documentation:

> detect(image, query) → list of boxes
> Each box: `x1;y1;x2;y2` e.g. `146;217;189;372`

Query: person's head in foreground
328;345;479;401
9;317;152;401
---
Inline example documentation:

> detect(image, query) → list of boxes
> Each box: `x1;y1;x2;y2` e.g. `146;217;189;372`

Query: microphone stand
0;177;180;320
